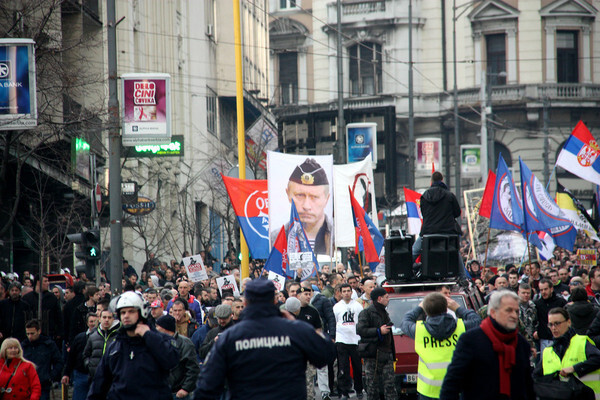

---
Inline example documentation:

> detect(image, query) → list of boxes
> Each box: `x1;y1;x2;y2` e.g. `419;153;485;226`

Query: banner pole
483;227;491;271
233;0;249;280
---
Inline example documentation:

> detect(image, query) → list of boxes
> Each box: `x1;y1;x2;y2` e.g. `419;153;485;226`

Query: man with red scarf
440;290;535;399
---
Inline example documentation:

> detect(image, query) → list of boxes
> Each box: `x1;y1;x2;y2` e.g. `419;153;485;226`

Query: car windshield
387;295;467;335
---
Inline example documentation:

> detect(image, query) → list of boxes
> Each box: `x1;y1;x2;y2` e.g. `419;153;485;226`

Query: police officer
400;292;481;399
194;279;336;400
87;291;180;400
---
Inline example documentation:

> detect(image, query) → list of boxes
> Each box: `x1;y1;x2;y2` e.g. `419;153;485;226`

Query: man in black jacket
156;315;200;400
440;290;534;400
199;304;234;359
534;278;567;352
22;319;64;400
61;313;98;400
22;275;63;344
0;282;32;342
357;288;397;400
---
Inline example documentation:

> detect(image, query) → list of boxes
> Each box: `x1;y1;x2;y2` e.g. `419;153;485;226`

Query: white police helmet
113;291;150;320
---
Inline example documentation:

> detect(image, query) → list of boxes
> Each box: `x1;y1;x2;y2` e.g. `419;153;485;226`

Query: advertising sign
121;73;171;146
416;138;442;175
346;123;377;167
122;195;156;216
461;145;482;177
0;39;37;130
125;135;184;157
577;249;597;267
71;137;90;180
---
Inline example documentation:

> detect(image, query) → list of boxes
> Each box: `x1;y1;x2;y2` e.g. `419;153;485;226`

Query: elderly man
440;290;535;399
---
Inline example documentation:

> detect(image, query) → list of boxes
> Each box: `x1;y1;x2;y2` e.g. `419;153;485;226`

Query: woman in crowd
0;338;41;400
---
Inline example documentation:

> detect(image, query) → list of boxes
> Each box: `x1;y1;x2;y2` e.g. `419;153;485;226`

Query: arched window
494;141;512;168
349;42;382;96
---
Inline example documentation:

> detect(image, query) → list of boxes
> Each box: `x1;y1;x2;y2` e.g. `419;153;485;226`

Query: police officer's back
194;279;336;400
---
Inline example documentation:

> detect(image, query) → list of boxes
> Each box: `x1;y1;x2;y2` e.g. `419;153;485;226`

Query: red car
383;282;484;397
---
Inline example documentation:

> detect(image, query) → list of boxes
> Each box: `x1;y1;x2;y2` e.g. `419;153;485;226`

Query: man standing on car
400;292;481;399
357;288;398;400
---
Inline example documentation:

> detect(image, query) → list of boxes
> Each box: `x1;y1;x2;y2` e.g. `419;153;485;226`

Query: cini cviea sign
121;73;171;146
0;39;37;130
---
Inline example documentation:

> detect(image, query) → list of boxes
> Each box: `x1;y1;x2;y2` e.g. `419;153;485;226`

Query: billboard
0;39;37;130
461;145;482;177
125;135;184;157
346;122;377;167
121;73;171;146
416;138;442;175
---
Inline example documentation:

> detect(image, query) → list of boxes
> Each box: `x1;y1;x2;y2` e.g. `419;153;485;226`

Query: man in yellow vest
400;292;481;399
536;307;600;397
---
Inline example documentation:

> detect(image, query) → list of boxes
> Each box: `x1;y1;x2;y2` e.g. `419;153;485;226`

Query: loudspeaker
385;236;414;281
422;234;459;279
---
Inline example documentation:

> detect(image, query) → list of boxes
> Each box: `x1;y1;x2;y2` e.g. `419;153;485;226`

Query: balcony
327;0;402;28
342;0;386;15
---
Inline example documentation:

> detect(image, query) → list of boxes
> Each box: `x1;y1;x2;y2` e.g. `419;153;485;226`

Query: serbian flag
556;121;600;186
403;187;422;235
287;200;318;281
479;170;496;218
519;157;571;233
350;187;384;270
263;225;288;277
222;175;269;259
489;154;524;232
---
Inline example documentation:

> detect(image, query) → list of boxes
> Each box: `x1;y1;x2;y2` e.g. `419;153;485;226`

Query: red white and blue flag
350;187;384;270
263;225;288;277
221;175;270;259
403;187;422;235
556;121;600;186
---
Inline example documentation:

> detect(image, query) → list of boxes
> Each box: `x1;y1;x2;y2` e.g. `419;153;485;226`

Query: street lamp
480;70;507;179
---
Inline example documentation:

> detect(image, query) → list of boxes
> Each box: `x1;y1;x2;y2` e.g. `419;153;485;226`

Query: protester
566;287;597;334
193;279;336;399
83;308;120;380
61;313;97;400
21;319;63;400
0;283;32;342
357;287;398;400
198;304;234;360
0;338;41;400
440;290;535;399
535;278;567;352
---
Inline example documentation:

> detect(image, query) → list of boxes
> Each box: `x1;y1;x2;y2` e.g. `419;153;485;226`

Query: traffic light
67;228;100;279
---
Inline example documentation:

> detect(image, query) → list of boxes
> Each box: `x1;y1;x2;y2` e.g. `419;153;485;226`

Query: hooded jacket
400;305;481;342
21;335;63;388
419;181;461;236
566;301;598;335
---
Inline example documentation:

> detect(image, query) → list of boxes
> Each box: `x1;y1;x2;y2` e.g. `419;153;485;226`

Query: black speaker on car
422;234;459;279
385;235;414;281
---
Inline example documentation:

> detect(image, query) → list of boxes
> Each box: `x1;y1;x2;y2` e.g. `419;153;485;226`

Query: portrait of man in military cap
268;153;334;256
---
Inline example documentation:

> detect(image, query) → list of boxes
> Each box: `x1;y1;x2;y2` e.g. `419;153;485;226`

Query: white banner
333;156;378;247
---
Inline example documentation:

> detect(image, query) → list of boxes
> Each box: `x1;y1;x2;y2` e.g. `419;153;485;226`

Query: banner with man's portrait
267;151;334;257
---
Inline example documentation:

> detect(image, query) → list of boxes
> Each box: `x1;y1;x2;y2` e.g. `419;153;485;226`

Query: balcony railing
343;0;386;15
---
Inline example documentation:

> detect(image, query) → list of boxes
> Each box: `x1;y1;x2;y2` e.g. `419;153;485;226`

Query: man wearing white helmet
87;291;180;400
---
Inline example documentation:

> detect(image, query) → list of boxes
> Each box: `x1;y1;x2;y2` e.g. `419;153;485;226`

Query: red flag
479;170;496;218
349;187;384;267
432;162;435;174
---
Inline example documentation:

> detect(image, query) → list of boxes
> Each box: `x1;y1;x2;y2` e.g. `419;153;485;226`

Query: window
557;31;578;83
486;34;506;85
207;88;217;135
279;52;298;104
349;42;382;96
280;0;297;10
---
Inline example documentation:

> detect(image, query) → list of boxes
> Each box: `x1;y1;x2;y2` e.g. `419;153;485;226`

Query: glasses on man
547;320;567;328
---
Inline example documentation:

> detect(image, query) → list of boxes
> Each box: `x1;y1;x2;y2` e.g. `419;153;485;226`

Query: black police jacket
194;303;336;400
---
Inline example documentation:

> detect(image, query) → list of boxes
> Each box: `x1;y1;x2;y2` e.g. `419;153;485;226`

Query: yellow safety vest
542;334;600;399
414;318;466;398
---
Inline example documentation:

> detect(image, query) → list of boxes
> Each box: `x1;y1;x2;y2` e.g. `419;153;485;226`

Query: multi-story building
270;0;600;212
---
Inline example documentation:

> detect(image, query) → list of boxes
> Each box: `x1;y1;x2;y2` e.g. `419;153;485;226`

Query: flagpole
483;227;491;270
545;163;558;191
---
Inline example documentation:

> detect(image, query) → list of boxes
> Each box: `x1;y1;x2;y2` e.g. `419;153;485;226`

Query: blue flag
263;225;288;277
490;154;524;232
287;200;318;281
519;157;572;232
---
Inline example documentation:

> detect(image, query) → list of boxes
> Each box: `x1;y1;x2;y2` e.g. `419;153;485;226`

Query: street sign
94;183;102;214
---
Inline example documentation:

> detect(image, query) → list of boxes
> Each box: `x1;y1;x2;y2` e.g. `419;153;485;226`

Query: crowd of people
0;250;400;400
